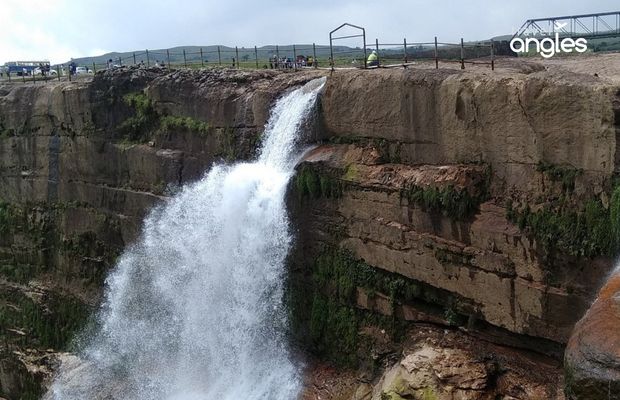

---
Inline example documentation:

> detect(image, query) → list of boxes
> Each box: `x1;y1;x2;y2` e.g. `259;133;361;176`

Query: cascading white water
48;77;327;400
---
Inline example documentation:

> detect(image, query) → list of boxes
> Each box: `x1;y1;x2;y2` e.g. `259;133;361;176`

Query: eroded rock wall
288;66;620;398
1;64;619;399
0;67;324;398
321;69;616;189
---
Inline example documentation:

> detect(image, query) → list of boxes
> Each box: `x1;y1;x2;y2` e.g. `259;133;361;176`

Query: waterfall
47;77;327;400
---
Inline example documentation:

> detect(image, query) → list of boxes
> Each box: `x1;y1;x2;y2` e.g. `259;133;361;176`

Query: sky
1;0;618;64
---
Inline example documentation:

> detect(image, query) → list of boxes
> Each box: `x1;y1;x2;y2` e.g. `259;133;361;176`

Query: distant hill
67;44;359;67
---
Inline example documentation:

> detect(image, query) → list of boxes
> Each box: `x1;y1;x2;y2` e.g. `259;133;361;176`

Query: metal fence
0;37;503;84
330;38;497;70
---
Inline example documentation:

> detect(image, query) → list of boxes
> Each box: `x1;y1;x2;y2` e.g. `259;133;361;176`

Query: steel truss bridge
512;11;620;40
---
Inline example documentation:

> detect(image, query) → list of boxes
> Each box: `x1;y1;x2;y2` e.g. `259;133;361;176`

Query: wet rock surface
302;324;564;400
565;272;620;399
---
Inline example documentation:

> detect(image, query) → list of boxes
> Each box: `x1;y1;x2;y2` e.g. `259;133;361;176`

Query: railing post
235;46;239;69
460;38;465;69
434;36;438;69
167;49;171;68
363;29;367;69
490;39;495;71
276;45;280;69
183;49;187;68
375;38;380;66
254;46;259;68
218;46;222;66
146;50;150;67
313;43;317;69
56;65;60;81
133;52;136;65
329;33;334;71
92;62;96;73
403;38;407;65
293;44;297;70
201;48;204;67
118;56;122;67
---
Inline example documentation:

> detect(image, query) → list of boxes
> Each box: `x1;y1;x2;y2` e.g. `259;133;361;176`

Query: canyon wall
0;62;619;399
0;68;323;398
289;66;620;398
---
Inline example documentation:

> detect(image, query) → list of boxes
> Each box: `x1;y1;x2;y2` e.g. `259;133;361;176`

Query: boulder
565;271;620;399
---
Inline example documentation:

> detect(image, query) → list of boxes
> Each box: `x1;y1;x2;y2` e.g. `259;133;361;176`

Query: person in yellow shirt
367;50;378;67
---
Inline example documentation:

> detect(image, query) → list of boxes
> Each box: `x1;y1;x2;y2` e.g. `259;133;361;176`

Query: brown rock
565;271;620;399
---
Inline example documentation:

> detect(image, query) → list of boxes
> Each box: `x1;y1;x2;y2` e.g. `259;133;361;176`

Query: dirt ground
377;52;620;85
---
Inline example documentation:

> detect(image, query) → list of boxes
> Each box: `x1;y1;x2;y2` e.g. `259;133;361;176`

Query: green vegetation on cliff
290;245;467;368
509;199;614;257
399;164;491;221
119;93;159;142
507;185;620;258
119;91;212;143
537;162;583;193
160;115;210;135
0;289;91;351
0;201;10;235
401;184;485;221
295;164;343;200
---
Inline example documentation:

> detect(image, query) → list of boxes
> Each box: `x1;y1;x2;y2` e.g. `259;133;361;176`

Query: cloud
1;0;618;64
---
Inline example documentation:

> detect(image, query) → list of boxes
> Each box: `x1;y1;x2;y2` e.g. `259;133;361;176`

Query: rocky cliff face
0;60;619;399
296;67;619;345
288;65;620;398
0;67;324;398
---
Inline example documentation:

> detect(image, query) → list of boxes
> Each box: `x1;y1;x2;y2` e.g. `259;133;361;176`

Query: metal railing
0;36;502;84
0;44;330;83
328;37;497;70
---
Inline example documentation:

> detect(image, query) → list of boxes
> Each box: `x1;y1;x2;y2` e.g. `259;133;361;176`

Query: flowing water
48;77;327;400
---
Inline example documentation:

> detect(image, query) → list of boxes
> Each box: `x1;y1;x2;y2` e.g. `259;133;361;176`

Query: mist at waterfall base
48;77;327;400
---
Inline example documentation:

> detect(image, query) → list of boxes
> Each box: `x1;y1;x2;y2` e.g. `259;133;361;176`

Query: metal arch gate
329;23;367;69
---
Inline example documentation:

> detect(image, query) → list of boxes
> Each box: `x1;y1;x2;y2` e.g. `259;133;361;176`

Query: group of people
268;55;316;69
105;58;167;70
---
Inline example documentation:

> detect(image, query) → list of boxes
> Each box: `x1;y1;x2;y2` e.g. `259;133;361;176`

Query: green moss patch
537;162;583;193
160;115;210;135
119;93;158;143
401;183;487;221
507;185;620;258
0;201;11;235
295;164;343;201
0;290;91;351
119;91;212;144
289;245;468;368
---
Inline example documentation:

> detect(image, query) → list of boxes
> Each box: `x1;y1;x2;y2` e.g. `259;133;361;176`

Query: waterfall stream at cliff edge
47;77;327;400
